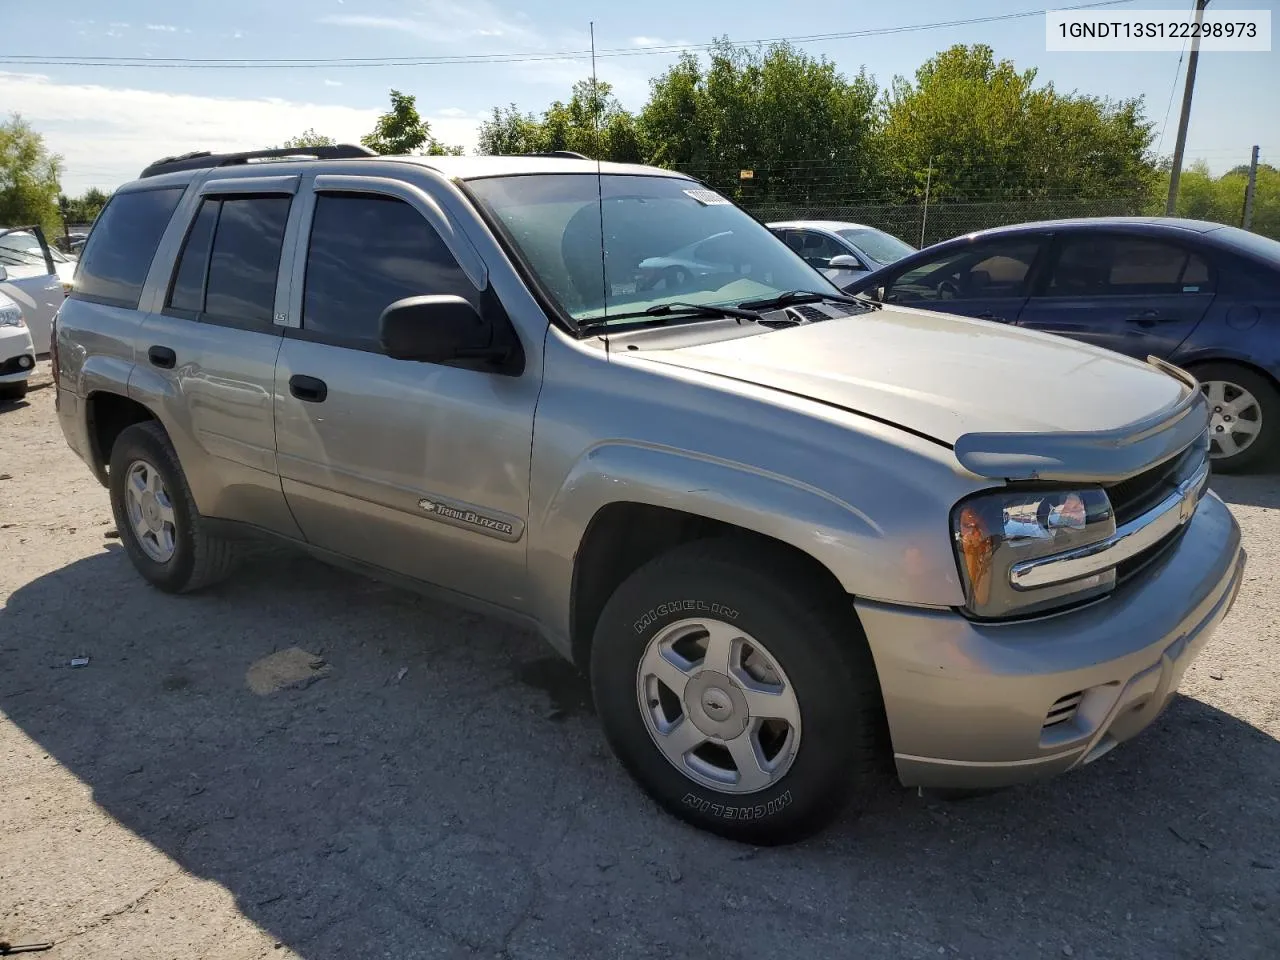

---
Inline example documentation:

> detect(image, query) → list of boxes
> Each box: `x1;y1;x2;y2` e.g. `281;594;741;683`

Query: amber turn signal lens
957;505;993;607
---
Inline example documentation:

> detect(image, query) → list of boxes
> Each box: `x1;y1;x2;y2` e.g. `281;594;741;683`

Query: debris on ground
245;647;331;695
68;657;90;668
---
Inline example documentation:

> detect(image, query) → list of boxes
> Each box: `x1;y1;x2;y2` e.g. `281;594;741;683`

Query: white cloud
436;107;468;117
146;24;178;33
109;22;130;28
631;36;665;47
0;72;481;193
319;0;542;48
323;79;343;87
233;30;244;39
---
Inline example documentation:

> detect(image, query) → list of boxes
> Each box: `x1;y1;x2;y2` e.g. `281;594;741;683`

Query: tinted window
302;193;475;350
787;231;846;265
71;187;184;308
204;196;291;325
166;199;219;313
888;239;1042;302
1048;236;1212;296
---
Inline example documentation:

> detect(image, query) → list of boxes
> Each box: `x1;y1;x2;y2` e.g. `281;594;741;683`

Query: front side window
71;187;185;308
301;192;477;351
1047;236;1212;296
887;239;1043;302
787;231;846;267
466;174;836;324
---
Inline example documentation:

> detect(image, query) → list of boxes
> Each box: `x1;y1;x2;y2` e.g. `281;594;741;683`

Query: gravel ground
2;361;1279;960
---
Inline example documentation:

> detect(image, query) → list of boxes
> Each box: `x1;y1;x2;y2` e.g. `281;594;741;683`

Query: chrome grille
1105;435;1208;527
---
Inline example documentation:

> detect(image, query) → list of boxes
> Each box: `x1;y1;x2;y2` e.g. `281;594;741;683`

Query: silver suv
52;146;1246;844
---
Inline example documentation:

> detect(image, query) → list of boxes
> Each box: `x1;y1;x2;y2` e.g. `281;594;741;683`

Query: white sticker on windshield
684;188;730;206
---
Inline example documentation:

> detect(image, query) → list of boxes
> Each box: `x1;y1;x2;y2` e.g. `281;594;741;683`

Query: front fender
525;440;969;654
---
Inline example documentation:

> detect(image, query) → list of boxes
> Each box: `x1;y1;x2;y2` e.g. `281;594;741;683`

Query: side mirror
379;295;509;366
828;254;863;271
872;286;886;302
0;266;7;282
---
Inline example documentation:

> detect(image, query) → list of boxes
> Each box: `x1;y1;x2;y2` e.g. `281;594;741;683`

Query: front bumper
0;327;36;382
857;490;1245;790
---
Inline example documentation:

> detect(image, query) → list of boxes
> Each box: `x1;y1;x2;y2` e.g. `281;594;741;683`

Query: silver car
52;148;1245;845
0;226;73;354
768;219;917;290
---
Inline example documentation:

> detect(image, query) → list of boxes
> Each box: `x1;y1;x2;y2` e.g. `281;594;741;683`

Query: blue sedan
843;217;1280;472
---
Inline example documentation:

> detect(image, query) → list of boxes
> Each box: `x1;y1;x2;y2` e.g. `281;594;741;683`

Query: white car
0;227;73;355
0;289;36;402
767;220;917;290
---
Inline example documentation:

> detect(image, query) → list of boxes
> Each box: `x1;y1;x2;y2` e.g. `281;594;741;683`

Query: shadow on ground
2;549;1279;959
1211;472;1280;511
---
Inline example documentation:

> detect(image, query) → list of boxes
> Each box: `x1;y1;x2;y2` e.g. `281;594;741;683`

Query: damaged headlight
952;487;1116;619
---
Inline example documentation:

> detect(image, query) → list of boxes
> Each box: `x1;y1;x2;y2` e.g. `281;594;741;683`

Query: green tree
59;187;111;223
878;44;1157;205
279;128;335;149
0;114;63;235
361;90;463;156
477;104;546;155
1154;160;1280;240
640;40;880;203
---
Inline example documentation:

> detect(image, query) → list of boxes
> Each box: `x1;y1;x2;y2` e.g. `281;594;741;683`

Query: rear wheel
589;538;887;845
109;421;239;592
1191;363;1278;473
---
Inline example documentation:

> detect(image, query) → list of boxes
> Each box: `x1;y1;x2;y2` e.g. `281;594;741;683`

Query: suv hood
636;305;1209;482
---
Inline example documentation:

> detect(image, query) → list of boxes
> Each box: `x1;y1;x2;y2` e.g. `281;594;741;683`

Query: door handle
289;374;328;403
1126;310;1160;328
147;345;176;369
976;312;1006;323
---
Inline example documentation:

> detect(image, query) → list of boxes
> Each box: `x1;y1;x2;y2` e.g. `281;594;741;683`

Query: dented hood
640;305;1208;482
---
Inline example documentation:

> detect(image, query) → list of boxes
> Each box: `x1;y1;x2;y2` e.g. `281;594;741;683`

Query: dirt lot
2;361;1279;960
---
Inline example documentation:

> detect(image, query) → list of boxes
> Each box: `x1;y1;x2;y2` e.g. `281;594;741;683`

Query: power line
0;0;1137;69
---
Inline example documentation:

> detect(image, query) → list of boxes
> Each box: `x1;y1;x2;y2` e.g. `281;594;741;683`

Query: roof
765;219;875;232
134;146;689;185
397;154;689;181
960;216;1227;239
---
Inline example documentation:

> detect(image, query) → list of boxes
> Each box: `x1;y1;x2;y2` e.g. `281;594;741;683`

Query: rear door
273;174;538;608
134;175;302;537
1016;232;1216;360
878;234;1049;324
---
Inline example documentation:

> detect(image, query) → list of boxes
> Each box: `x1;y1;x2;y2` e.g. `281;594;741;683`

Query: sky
2;0;1276;195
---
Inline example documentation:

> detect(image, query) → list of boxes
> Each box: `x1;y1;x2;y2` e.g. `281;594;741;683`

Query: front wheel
589;539;887;845
1192;363;1278;473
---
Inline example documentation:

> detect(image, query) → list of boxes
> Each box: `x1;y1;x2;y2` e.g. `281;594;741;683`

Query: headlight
951;487;1115;619
0;305;24;328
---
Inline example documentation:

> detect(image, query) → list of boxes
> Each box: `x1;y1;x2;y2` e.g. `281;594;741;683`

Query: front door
1016;233;1216;361
879;235;1049;325
273;176;539;609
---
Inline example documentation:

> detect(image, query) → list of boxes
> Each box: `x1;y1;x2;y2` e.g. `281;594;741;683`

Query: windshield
0;231;65;266
467;174;840;324
835;228;916;264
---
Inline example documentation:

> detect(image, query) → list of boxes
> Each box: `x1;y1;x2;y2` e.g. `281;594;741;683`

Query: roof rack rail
521;151;592;160
139;144;378;180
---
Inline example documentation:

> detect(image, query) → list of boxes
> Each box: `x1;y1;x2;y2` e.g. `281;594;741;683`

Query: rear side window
301;192;476;351
1048;236;1213;296
165;194;291;329
72;187;184;309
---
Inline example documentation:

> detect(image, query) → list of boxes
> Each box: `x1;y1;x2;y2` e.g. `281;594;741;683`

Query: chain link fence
745;197;1148;248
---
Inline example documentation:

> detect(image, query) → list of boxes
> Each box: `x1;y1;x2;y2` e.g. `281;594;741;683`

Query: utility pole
919;157;933;248
1166;0;1210;215
1241;145;1260;230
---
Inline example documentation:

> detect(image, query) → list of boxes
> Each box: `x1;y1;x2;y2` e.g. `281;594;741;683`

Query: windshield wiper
578;301;764;330
737;290;881;311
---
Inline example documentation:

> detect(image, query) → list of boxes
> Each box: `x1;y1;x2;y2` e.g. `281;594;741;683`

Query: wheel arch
84;389;160;486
